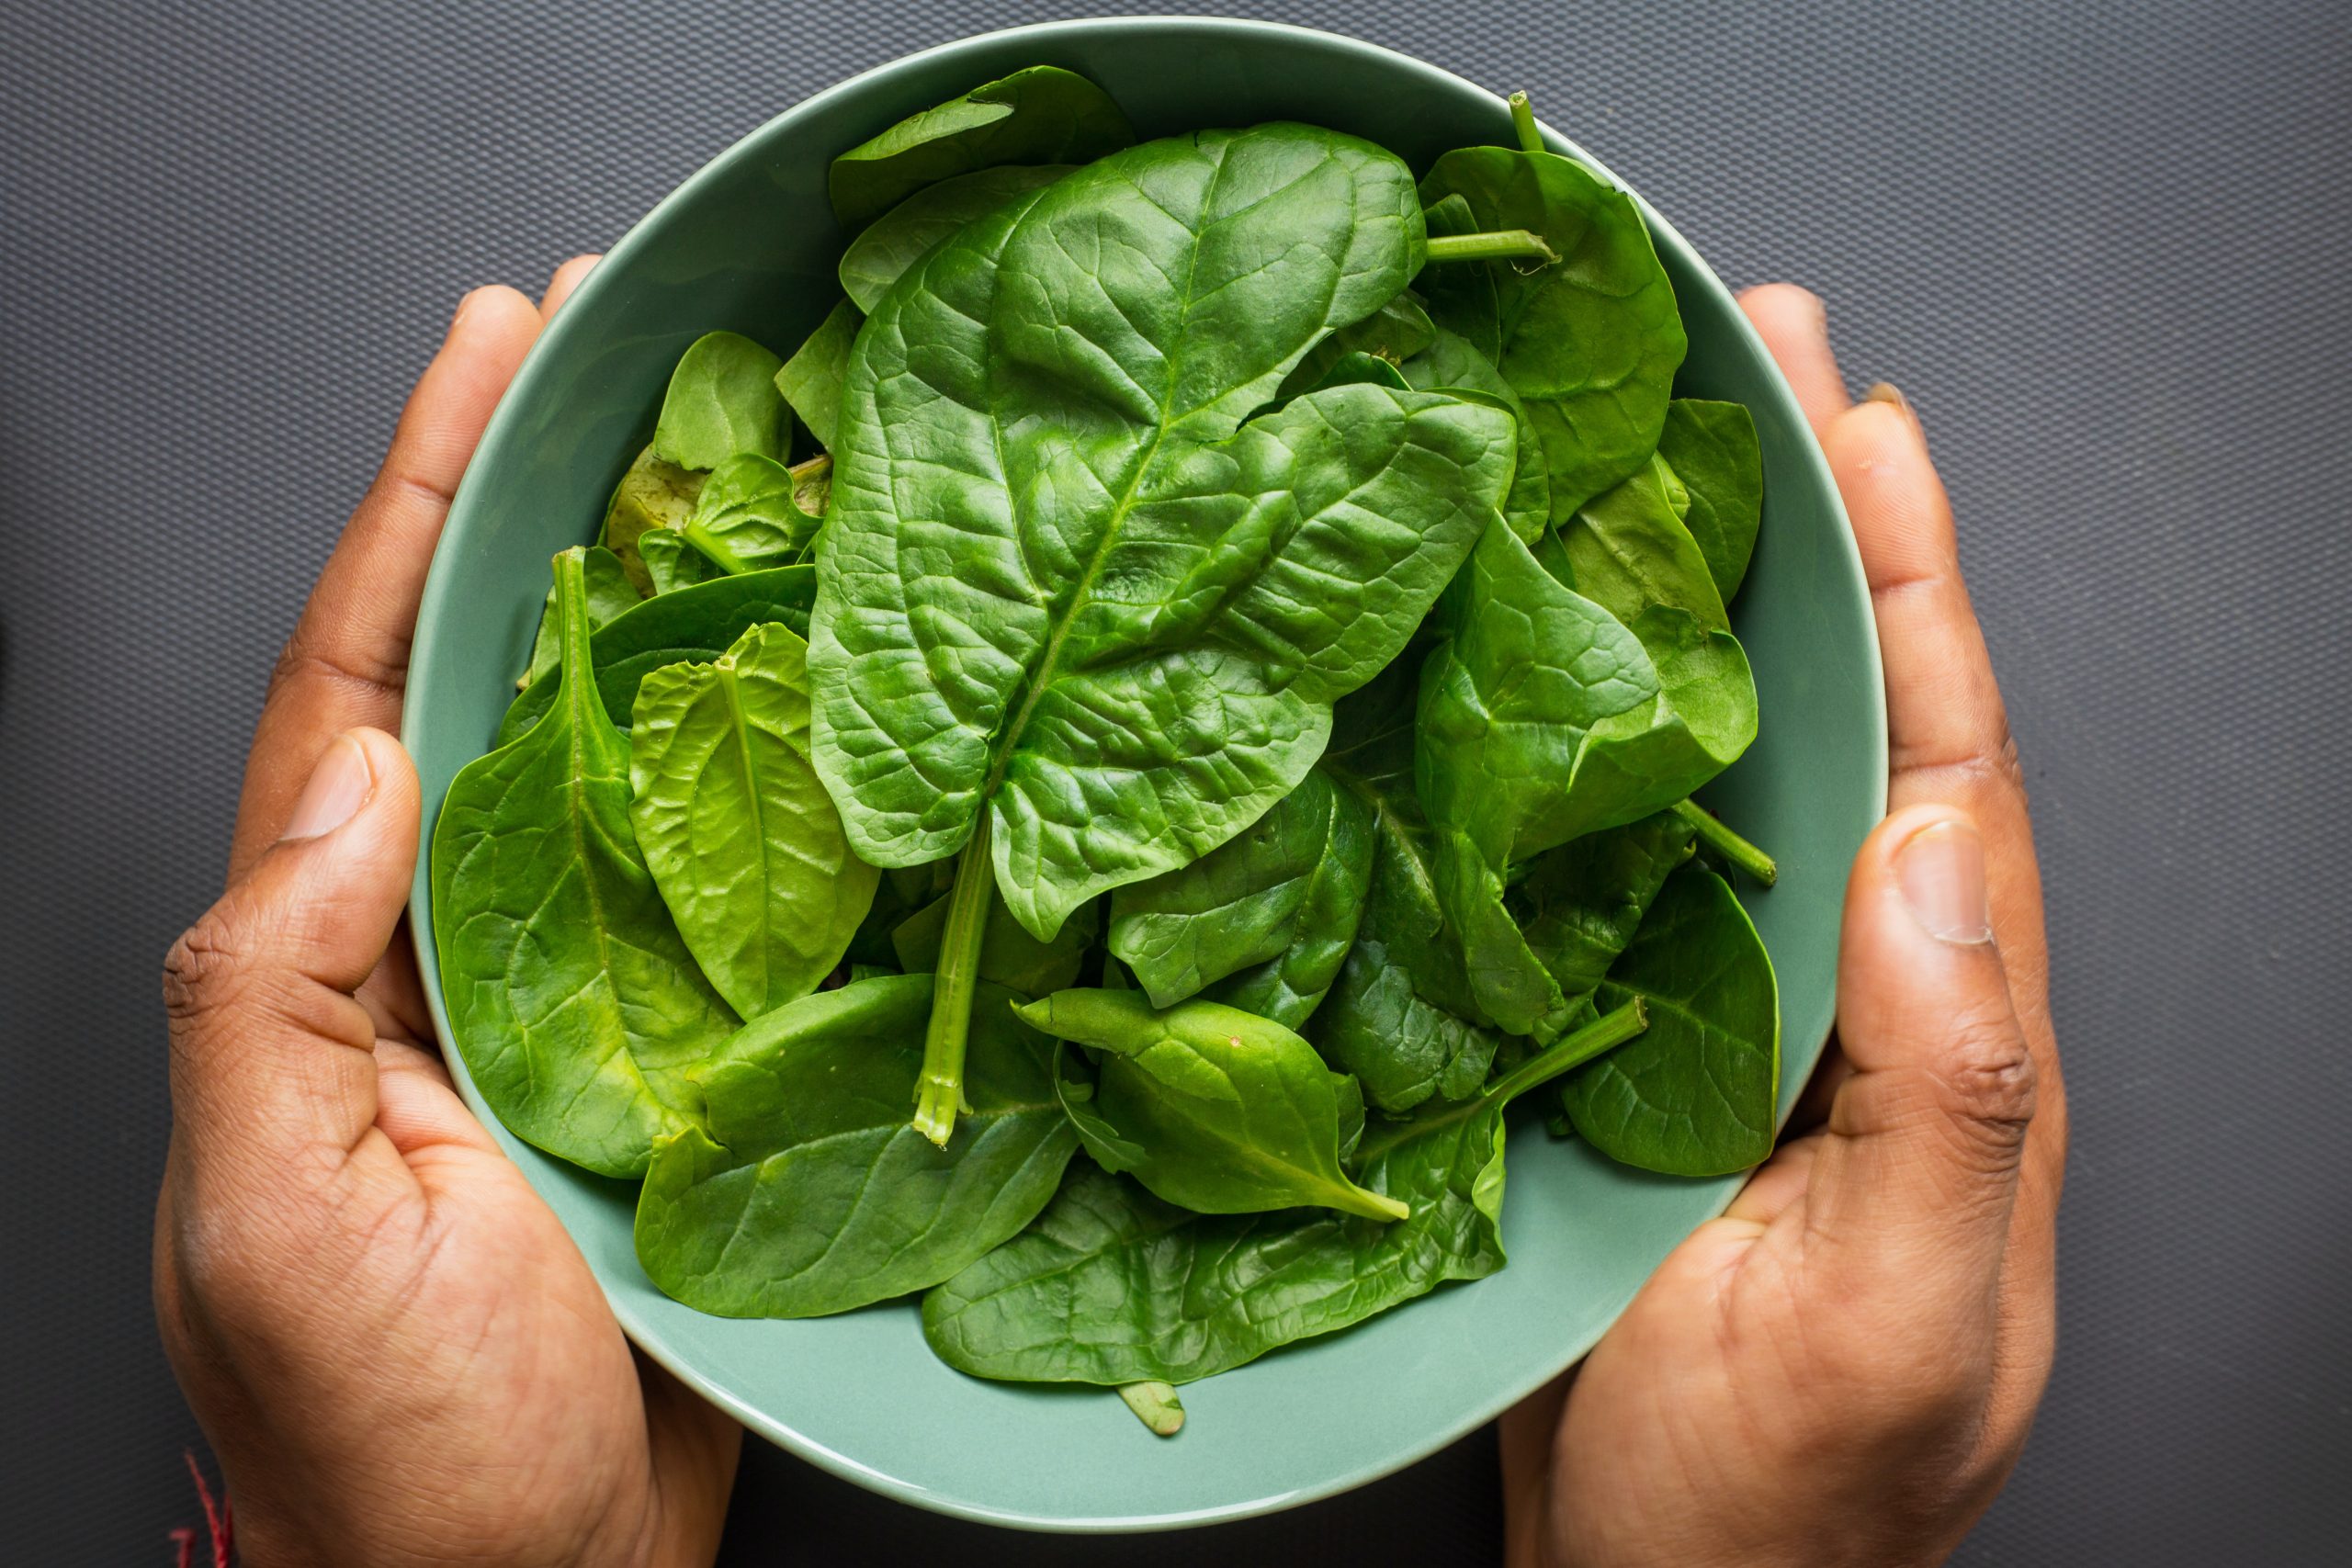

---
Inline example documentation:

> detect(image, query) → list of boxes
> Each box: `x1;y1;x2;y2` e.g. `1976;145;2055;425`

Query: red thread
171;1452;232;1568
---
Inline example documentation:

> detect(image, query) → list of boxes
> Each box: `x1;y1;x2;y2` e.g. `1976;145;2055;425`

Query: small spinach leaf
497;566;817;747
1278;291;1437;400
1510;809;1696;1003
1657;399;1765;603
1418;145;1684;519
839;164;1071;313
681;453;824;574
1561;865;1780;1176
1017;989;1405;1222
629;622;876;1021
634;975;1079;1316
639;528;720;595
775;300;860;452
432;548;737;1178
828;65;1134;232
652;331;788;471
922;1001;1646;1384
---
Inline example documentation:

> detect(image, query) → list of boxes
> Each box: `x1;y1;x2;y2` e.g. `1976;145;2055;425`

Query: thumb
163;728;421;1177
1803;804;2039;1293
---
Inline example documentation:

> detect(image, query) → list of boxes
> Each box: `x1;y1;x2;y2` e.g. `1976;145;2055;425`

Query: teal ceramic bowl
404;17;1885;1532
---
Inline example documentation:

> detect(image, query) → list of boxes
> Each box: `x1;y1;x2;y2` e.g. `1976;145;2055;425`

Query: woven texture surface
4;1;2348;1562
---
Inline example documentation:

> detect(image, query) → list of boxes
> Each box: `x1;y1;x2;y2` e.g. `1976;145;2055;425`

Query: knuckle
1935;1009;2039;1162
267;622;406;706
162;910;248;1026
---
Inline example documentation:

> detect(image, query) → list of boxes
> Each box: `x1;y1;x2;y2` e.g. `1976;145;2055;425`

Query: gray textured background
4;1;2346;1562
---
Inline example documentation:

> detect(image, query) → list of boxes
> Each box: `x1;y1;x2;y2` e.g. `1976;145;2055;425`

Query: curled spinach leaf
634;975;1079;1316
839;164;1071;313
679;453;825;574
1657;399;1765;602
1018;989;1404;1222
1510;809;1697;1004
497;566;817;747
922;1001;1647;1385
628;622;876;1021
432;548;737;1178
601;445;706;593
639;528;721;595
1559;454;1728;634
828;65;1134;232
1418;137;1684;520
1560;865;1780;1176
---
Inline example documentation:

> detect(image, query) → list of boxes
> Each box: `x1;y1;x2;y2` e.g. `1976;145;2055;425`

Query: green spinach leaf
496;566;817;747
828;65;1134;232
634;975;1079;1316
652;331;788;470
680;453;825;574
432;548;737;1178
839;164;1072;312
775;300;860;452
1278;291;1436;400
1416;521;1755;1035
923;1000;1647;1384
1018;989;1404;1222
639;527;720;595
629;622;876;1021
1418;141;1684;519
1559;454;1728;633
1510;809;1696;1003
810;124;1514;1141
1106;767;1372;1013
1398;325;1552;541
1561;865;1780;1176
1657;399;1765;602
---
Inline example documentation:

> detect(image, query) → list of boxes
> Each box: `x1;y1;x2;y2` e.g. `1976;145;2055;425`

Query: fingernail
282;733;374;842
450;286;488;331
1866;381;1916;421
1895;818;1991;944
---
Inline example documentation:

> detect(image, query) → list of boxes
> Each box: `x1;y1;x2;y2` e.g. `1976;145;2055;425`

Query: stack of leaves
431;68;1782;1429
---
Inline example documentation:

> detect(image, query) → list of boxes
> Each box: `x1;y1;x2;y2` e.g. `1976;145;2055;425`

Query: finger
1738;283;1850;436
1803;806;2035;1303
1498;1370;1573;1568
1718;1131;1821;1228
1822;396;2063;1178
373;1037;502;1162
164;729;421;1178
229;288;543;876
638;1350;744;1564
539;253;602;319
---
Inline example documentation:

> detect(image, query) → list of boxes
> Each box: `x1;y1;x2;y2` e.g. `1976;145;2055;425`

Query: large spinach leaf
922;1000;1647;1384
1398;324;1551;541
496;566;817;746
432;548;737;1178
1418;135;1684;520
628;622;876;1021
810;124;1515;1141
1561;865;1780;1176
827;65;1134;232
1019;989;1404;1222
1510;809;1696;1003
634;975;1079;1316
1416;521;1755;1036
1657;399;1765;602
839;164;1071;313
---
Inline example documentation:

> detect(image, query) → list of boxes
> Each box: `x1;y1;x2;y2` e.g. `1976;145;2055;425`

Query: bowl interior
403;17;1884;1532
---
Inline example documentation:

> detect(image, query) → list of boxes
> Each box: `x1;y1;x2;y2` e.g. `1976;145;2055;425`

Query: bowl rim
403;12;1887;1531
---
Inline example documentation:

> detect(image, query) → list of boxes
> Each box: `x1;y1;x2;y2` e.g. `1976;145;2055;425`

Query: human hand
153;260;742;1568
1502;286;2067;1568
